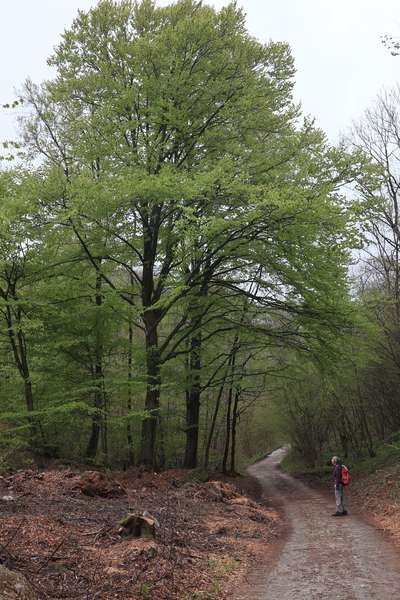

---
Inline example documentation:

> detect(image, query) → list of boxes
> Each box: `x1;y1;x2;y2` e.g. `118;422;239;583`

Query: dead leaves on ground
0;469;280;599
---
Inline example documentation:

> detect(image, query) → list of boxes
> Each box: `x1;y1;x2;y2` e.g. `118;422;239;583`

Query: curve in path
235;448;400;600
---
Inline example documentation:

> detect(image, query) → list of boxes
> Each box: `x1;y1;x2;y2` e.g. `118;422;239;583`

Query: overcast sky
1;0;399;143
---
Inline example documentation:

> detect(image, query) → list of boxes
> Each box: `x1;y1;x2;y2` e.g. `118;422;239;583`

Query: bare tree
350;87;400;321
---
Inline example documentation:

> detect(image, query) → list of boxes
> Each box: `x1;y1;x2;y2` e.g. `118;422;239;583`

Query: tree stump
76;471;126;498
0;565;37;599
118;513;157;539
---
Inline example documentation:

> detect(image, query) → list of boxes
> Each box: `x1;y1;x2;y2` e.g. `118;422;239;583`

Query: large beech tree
20;0;363;468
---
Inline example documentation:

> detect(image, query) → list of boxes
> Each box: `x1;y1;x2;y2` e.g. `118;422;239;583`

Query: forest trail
235;448;400;600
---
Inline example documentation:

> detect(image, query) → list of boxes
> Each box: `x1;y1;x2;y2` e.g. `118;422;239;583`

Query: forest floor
0;465;282;600
233;448;400;600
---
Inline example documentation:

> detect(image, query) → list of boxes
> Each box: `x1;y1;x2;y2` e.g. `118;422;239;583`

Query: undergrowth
281;432;400;482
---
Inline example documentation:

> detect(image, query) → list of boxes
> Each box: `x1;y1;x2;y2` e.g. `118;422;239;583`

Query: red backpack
341;465;350;486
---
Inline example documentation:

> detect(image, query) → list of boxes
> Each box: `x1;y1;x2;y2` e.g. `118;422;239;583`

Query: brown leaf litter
0;468;281;599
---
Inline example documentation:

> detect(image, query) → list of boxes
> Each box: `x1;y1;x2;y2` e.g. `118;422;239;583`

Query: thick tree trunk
139;218;163;469
139;309;161;469
86;406;101;459
140;375;160;468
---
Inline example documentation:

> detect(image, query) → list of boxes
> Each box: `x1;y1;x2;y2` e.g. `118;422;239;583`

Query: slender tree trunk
157;416;166;469
23;371;37;442
204;383;225;469
229;389;241;474
86;269;107;460
18;331;35;415
86;392;101;459
222;381;234;474
6;303;38;444
203;334;240;470
184;329;202;468
86;370;105;460
203;353;235;470
338;416;349;459
127;308;135;466
100;381;108;462
222;338;238;474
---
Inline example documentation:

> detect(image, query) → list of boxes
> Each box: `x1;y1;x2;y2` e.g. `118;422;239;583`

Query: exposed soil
0;467;281;599
234;448;400;600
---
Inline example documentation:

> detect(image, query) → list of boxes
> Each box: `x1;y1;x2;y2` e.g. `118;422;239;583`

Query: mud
235;448;400;600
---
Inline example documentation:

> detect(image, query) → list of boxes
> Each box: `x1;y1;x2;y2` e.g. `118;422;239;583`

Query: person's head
331;455;341;465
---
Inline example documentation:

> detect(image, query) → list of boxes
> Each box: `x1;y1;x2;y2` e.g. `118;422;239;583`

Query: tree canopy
0;0;375;471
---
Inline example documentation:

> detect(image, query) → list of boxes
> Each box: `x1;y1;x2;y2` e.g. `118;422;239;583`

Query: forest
1;0;399;475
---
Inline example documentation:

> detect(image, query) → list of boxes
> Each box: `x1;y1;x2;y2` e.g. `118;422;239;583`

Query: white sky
0;0;399;144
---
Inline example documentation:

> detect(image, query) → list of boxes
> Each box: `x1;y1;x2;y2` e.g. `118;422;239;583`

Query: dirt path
235;448;400;600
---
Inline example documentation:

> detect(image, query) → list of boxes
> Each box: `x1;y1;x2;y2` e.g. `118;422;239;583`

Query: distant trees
348;88;400;453
278;87;400;466
0;173;44;445
351;88;400;316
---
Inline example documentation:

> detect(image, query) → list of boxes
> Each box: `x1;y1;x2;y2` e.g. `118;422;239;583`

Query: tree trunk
86;269;107;461
6;302;38;444
222;381;234;475
86;405;101;459
138;214;163;469
23;372;38;443
222;339;238;474
139;309;161;469
229;389;240;474
184;329;202;468
204;383;225;469
203;337;239;470
127;308;135;466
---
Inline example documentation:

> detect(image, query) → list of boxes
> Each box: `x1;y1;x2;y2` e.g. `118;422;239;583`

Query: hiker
331;455;348;516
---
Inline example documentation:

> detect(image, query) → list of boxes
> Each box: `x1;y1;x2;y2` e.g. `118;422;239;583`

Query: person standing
331;456;348;516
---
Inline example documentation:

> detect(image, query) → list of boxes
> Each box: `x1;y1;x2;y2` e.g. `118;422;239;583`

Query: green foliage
0;0;373;472
350;438;400;476
138;583;153;599
281;435;400;490
280;451;332;481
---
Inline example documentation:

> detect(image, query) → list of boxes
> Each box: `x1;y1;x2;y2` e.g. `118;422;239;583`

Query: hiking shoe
331;512;344;517
342;510;348;516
